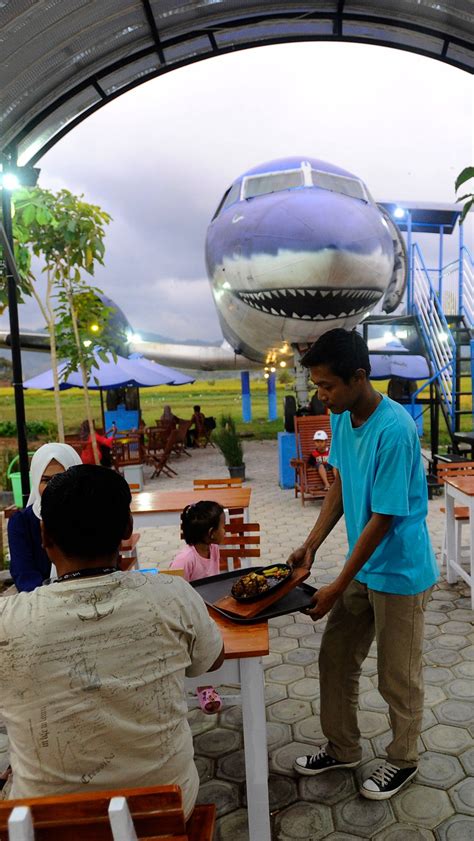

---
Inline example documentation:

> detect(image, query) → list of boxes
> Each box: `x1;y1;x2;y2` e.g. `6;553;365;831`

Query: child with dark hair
171;501;226;713
171;501;225;582
307;429;331;491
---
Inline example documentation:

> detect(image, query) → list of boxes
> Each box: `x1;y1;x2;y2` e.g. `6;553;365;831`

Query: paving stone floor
134;440;474;840
1;440;473;839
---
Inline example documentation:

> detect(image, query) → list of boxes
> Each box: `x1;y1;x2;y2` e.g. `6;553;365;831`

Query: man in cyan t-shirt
289;328;438;801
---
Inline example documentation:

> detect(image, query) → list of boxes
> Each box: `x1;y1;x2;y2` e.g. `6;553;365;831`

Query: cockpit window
212;181;241;220
242;169;304;200
311;170;368;202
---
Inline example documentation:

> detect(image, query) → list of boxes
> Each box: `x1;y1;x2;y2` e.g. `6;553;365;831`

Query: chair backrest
219;522;260;571
436;460;474;484
63;435;84;456
145;427;167;454
175;421;192;445
294;415;332;461
193;478;243;490
0;785;215;841
112;434;144;467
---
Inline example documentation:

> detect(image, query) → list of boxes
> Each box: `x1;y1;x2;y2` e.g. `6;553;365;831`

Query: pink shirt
170;544;220;582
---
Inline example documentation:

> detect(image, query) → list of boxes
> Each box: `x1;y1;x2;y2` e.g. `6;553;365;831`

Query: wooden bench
290;415;334;505
0;785;215;841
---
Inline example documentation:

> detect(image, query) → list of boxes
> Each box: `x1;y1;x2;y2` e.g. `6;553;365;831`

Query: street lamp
1;155;40;505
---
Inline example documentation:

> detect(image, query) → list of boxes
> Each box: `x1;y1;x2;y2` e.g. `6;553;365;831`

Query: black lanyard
54;566;118;584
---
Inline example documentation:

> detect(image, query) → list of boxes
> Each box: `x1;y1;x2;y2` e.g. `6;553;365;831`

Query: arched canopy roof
2;0;473;166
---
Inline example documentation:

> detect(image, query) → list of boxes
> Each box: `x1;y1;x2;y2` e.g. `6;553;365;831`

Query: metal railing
460;246;474;327
412;242;457;430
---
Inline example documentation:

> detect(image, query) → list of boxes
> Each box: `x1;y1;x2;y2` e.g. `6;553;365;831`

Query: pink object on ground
196;687;222;714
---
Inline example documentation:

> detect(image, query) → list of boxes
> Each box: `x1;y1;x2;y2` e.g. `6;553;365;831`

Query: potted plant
214;414;245;480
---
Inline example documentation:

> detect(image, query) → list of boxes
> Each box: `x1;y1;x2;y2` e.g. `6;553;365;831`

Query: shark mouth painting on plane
235;287;382;320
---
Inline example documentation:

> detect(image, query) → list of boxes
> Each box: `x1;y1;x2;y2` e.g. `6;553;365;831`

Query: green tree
8;187;112;460
455;166;474;223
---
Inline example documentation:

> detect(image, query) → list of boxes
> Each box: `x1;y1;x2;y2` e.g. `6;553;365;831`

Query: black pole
1;188;30;505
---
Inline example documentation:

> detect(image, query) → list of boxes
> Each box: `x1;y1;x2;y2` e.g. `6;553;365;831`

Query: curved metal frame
2;3;473;164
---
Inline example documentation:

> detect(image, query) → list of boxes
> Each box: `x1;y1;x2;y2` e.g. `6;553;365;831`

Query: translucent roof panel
1;0;472;163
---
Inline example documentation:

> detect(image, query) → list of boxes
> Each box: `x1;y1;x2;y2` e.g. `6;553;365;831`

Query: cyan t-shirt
329;394;438;595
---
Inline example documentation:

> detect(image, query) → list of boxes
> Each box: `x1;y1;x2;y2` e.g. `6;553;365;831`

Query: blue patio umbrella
369;354;430;381
23;352;179;390
128;353;194;385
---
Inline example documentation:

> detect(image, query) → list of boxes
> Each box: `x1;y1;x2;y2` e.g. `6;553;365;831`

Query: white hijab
27;443;83;518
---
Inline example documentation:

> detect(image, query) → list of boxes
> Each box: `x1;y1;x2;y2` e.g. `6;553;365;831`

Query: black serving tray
191;567;317;623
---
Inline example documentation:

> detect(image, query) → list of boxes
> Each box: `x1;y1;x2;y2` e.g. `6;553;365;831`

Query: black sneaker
294;746;360;775
360;762;417;800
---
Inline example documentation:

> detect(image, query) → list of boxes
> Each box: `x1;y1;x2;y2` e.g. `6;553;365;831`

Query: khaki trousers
319;579;432;768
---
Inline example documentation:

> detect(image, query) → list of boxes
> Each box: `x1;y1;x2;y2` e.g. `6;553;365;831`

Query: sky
2;41;473;343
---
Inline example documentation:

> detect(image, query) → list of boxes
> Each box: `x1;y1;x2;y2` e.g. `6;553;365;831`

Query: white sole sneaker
360;767;418;800
294;758;360;776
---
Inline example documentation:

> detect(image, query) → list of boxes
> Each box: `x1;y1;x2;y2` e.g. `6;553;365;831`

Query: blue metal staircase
410;241;474;444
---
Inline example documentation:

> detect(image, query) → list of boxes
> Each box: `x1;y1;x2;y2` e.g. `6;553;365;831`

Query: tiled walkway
0;440;472;839
137;440;473;840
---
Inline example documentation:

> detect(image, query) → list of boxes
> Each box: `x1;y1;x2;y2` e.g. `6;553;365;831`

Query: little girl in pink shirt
171;501;226;714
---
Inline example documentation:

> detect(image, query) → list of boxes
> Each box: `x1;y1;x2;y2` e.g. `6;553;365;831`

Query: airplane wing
0;330;261;372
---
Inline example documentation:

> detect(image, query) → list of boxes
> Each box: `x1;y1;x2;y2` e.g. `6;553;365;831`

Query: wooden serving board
213;568;310;619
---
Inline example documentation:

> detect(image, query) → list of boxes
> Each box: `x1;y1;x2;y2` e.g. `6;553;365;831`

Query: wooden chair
193;478;243;490
146;429;178;480
290;415;334;505
173;421;192;458
144;427;168;460
219;521;260;572
0;785;215;840
112;434;144;467
436;460;474;569
64;435;84;457
118;533;140;571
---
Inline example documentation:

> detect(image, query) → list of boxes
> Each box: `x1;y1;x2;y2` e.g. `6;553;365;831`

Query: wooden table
444;475;474;608
185;610;271;841
130;488;252;527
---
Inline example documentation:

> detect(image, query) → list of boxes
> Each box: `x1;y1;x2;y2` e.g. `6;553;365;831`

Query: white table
444;475;474;609
185;610;271;841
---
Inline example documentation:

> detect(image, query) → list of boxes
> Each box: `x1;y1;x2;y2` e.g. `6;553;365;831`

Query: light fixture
83;339;92;348
264;372;269;379
393;206;406;220
0;161;41;190
90;323;99;333
280;360;287;368
270;366;276;373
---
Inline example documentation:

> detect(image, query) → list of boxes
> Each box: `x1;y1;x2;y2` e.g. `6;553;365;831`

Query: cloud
1;41;472;344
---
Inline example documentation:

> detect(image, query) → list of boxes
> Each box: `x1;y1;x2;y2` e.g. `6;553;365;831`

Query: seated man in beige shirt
0;465;224;818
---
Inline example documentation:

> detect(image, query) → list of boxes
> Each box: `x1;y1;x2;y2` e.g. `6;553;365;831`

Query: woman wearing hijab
8;443;82;592
160;405;179;428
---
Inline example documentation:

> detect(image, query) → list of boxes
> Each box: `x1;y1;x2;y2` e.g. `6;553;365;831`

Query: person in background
8;443;82;592
307;429;331;491
0;466;224;817
79;419;113;466
170;501;226;713
190;404;206;446
160;405;179;428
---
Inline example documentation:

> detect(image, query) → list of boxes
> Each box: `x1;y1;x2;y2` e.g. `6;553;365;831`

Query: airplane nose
250;190;392;258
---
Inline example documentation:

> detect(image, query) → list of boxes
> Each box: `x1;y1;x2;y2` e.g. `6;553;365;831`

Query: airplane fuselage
205;157;398;364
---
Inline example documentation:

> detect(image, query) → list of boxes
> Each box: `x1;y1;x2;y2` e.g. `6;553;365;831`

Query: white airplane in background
1;156;406;419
